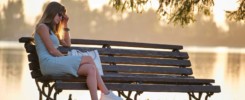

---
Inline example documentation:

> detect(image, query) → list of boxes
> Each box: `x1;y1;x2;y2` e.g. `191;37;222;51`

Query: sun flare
22;0;61;25
213;0;239;32
87;0;109;12
0;0;241;29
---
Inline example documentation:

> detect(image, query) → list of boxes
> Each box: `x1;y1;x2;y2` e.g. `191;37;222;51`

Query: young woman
33;2;122;100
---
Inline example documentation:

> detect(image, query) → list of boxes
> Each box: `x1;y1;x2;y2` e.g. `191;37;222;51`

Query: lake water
0;42;244;100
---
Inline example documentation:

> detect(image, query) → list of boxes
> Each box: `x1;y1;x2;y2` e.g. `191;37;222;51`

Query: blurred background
0;0;244;100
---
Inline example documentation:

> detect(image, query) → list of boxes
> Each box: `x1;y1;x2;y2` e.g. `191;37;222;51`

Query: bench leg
134;91;143;100
205;92;214;100
117;91;143;100
39;90;42;100
188;92;202;100
118;91;133;100
53;88;62;100
188;92;214;100
46;83;56;100
35;80;60;100
68;94;72;100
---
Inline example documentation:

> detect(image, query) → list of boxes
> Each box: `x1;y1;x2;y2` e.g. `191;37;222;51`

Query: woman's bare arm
36;24;64;57
59;14;71;47
59;30;71;47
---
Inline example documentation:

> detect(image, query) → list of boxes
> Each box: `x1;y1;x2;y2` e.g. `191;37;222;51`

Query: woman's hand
59;13;71;47
61;14;69;27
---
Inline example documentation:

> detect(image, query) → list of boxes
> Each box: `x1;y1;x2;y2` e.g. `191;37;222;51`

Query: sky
0;0;244;48
0;0;241;31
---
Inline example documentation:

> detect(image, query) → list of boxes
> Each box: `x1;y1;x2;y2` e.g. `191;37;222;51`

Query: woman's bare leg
77;56;98;100
95;67;109;94
82;56;109;94
79;56;109;94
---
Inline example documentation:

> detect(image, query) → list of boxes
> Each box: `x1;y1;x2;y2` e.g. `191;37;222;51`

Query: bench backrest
19;37;192;79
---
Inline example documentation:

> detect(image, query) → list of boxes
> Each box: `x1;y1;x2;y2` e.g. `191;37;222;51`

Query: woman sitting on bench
33;1;122;100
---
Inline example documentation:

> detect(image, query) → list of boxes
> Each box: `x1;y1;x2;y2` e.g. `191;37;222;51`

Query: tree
0;0;27;40
227;0;245;21
109;0;244;26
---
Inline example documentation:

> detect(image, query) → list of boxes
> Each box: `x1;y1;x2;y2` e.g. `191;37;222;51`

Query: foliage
109;0;244;26
227;0;245;22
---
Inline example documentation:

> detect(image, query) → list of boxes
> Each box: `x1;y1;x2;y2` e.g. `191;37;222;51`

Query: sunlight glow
23;0;61;25
150;0;159;10
87;0;130;21
143;0;159;12
213;0;229;32
105;11;129;22
0;41;22;49
87;0;109;12
158;4;172;26
213;0;239;32
0;0;241;29
23;0;46;25
0;0;9;12
185;46;245;54
239;55;245;100
213;49;228;100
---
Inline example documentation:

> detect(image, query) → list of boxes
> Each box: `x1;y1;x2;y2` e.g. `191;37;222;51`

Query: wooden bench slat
108;84;221;92
71;39;183;50
19;37;34;43
24;45;188;59
37;75;214;84
102;76;214;84
19;37;183;50
103;65;193;75
104;73;194;78
58;47;189;59
37;75;190;82
56;82;221;92
101;56;191;67
29;62;39;70
27;55;191;67
28;53;38;62
28;63;192;75
24;43;36;53
31;70;42;78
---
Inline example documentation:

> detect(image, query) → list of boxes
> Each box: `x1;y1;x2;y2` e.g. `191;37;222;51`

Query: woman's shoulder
36;23;49;33
36;23;49;30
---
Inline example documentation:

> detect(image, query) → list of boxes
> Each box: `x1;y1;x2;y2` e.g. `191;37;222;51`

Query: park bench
19;37;221;100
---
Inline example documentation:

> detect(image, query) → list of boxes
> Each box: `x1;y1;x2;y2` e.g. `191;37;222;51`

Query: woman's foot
100;91;123;100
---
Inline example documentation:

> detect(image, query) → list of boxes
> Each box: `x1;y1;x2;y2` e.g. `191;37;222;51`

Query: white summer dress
34;31;82;77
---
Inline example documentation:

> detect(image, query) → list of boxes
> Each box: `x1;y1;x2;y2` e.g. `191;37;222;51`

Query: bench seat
56;82;220;93
36;74;215;84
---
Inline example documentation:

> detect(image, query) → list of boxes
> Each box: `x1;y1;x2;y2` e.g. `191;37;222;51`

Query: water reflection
0;47;245;100
0;48;24;100
189;52;216;78
188;51;245;100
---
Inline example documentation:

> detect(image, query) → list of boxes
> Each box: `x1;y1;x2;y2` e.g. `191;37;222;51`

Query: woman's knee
86;64;97;75
77;64;93;75
81;56;93;64
78;63;96;76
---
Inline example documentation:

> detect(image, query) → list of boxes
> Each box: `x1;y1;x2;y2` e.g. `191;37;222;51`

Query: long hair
35;2;66;38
